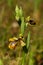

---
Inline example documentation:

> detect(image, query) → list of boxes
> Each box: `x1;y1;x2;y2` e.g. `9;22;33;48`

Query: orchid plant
8;5;30;65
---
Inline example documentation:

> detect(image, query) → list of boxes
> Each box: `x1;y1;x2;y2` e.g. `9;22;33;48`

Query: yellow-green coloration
8;34;26;49
0;59;3;65
26;16;30;22
8;42;17;50
15;5;20;21
9;37;18;42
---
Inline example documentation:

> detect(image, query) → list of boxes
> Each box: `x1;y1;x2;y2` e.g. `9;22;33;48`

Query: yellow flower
8;34;26;49
20;40;26;47
19;34;23;37
8;37;18;49
9;38;14;42
8;42;17;49
9;37;18;42
13;37;18;40
26;16;30;21
19;34;24;39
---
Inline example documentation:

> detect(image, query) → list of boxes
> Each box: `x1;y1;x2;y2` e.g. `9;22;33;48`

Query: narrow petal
20;40;26;47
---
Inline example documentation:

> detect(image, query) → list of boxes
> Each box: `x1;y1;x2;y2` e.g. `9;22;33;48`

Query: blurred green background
0;0;43;65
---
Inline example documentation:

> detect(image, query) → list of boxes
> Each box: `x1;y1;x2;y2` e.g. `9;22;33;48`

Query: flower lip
8;41;17;49
29;19;36;25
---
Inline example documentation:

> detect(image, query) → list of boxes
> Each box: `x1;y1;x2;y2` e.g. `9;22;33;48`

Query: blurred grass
0;59;3;65
33;0;41;11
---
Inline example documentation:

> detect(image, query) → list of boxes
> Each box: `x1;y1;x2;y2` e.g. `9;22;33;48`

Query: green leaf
29;58;35;65
20;52;26;65
21;17;25;35
28;51;35;65
26;31;30;49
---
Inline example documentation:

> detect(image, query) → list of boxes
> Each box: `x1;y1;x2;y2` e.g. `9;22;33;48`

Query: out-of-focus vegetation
0;0;43;65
